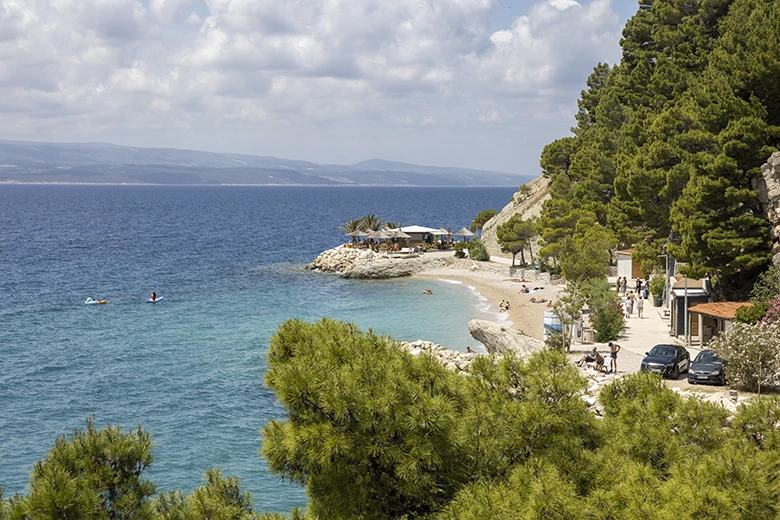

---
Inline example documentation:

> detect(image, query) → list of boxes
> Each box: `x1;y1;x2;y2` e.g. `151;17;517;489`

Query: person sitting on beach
577;347;598;366
504;301;510;311
498;300;507;312
520;284;529;293
594;351;606;371
466;346;473;353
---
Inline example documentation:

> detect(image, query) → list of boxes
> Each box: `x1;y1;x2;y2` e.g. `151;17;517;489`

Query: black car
687;350;726;385
640;344;690;379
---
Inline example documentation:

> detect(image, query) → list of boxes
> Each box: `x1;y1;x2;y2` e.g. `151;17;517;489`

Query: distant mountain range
0;140;533;187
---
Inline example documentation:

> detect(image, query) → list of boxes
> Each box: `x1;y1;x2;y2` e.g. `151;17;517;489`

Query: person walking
624;298;632;318
620;277;627;295
637;296;644;318
608;341;621;373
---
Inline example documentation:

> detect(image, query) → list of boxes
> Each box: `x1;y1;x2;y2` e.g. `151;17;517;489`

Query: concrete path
572;303;703;382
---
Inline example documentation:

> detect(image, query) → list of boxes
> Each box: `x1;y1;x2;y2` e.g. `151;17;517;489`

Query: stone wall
754;151;780;265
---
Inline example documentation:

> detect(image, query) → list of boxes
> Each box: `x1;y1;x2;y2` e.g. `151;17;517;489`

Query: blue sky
1;0;641;174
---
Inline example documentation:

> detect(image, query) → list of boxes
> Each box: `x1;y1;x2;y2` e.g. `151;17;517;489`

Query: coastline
414;267;563;341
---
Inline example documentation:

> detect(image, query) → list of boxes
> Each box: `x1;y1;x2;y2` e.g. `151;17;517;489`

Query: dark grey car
687;350;726;385
640;344;690;379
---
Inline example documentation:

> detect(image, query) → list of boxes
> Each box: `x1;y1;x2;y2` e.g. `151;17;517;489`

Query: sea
0;185;515;512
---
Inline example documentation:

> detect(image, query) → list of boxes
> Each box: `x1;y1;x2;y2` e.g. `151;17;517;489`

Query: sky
0;0;639;174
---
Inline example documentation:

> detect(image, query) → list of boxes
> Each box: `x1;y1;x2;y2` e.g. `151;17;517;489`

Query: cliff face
754;152;780;266
480;176;551;260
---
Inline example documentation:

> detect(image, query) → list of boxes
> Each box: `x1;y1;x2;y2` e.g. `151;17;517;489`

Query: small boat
146;296;164;303
423;289;433;295
85;298;107;305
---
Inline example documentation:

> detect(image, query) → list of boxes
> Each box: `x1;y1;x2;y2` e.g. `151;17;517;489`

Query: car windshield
649;346;676;358
694;351;720;363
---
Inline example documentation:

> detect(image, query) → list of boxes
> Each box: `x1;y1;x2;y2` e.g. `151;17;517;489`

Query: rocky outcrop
342;257;426;279
306;247;382;274
399;340;479;371
308;246;521;279
467;319;545;357
754;152;780;265
481;176;551;260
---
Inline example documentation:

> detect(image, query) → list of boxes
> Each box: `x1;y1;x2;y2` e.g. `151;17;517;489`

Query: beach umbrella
453;227;476;237
367;229;392;239
387;228;411;239
347;229;370;237
453;227;476;242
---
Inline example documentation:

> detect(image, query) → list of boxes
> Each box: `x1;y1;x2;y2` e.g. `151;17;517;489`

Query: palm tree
340;218;363;234
360;214;385;231
384;221;402;230
340;218;364;246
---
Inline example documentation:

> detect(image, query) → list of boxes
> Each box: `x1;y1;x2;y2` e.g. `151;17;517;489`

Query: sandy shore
414;268;564;341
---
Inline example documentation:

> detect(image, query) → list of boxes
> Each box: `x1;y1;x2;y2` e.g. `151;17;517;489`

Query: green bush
735;302;769;324
467;240;490;261
591;301;625;342
545;331;570;352
649;275;665;298
539;258;562;275
453;242;467;258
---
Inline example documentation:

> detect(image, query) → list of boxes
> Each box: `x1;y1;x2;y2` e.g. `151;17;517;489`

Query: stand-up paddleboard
146;296;164;303
85;298;107;305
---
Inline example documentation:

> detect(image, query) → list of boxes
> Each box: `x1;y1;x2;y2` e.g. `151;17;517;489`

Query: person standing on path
624;298;632;318
620;277;627;295
637;297;644;318
608;341;621;373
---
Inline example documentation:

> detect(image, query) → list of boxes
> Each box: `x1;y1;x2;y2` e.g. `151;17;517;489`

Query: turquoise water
0;185;514;511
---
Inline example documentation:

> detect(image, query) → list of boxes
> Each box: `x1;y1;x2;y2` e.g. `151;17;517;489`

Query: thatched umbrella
453;227;476;242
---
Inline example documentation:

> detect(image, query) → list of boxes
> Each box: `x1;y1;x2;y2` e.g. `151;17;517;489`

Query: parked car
687;350;726;385
640;344;690;379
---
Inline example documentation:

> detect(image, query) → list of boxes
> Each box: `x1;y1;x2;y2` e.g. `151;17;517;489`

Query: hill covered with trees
538;0;780;298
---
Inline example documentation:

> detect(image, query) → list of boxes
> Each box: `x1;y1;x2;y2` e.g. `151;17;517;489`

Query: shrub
735;302;769;324
539;258;562;275
467;240;490;261
710;321;780;394
591;301;625;342
750;264;780;303
762;294;780;325
649;275;665;298
545;331;570;352
453;242;467;258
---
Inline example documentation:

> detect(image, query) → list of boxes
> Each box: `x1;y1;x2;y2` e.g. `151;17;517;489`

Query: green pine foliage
9;320;780;517
469;209;497;233
496;215;537;266
8;417;157;520
466;240;490;261
537;0;779;296
262;318;591;519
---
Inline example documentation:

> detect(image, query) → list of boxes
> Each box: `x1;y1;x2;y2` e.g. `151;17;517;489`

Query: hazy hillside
0;140;531;186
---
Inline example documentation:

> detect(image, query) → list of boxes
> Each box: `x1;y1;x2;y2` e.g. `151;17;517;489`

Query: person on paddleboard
151;291;156;302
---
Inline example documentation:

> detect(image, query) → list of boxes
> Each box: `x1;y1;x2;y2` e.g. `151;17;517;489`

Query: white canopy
401;225;441;234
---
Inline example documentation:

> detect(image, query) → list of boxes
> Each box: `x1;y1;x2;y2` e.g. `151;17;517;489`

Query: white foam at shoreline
439;279;463;285
465;284;513;327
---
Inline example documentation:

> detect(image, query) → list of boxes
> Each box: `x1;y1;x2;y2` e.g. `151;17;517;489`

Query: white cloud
0;0;625;173
548;0;580;10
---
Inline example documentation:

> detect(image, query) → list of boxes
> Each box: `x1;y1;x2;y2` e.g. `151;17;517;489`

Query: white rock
467;319;545;357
